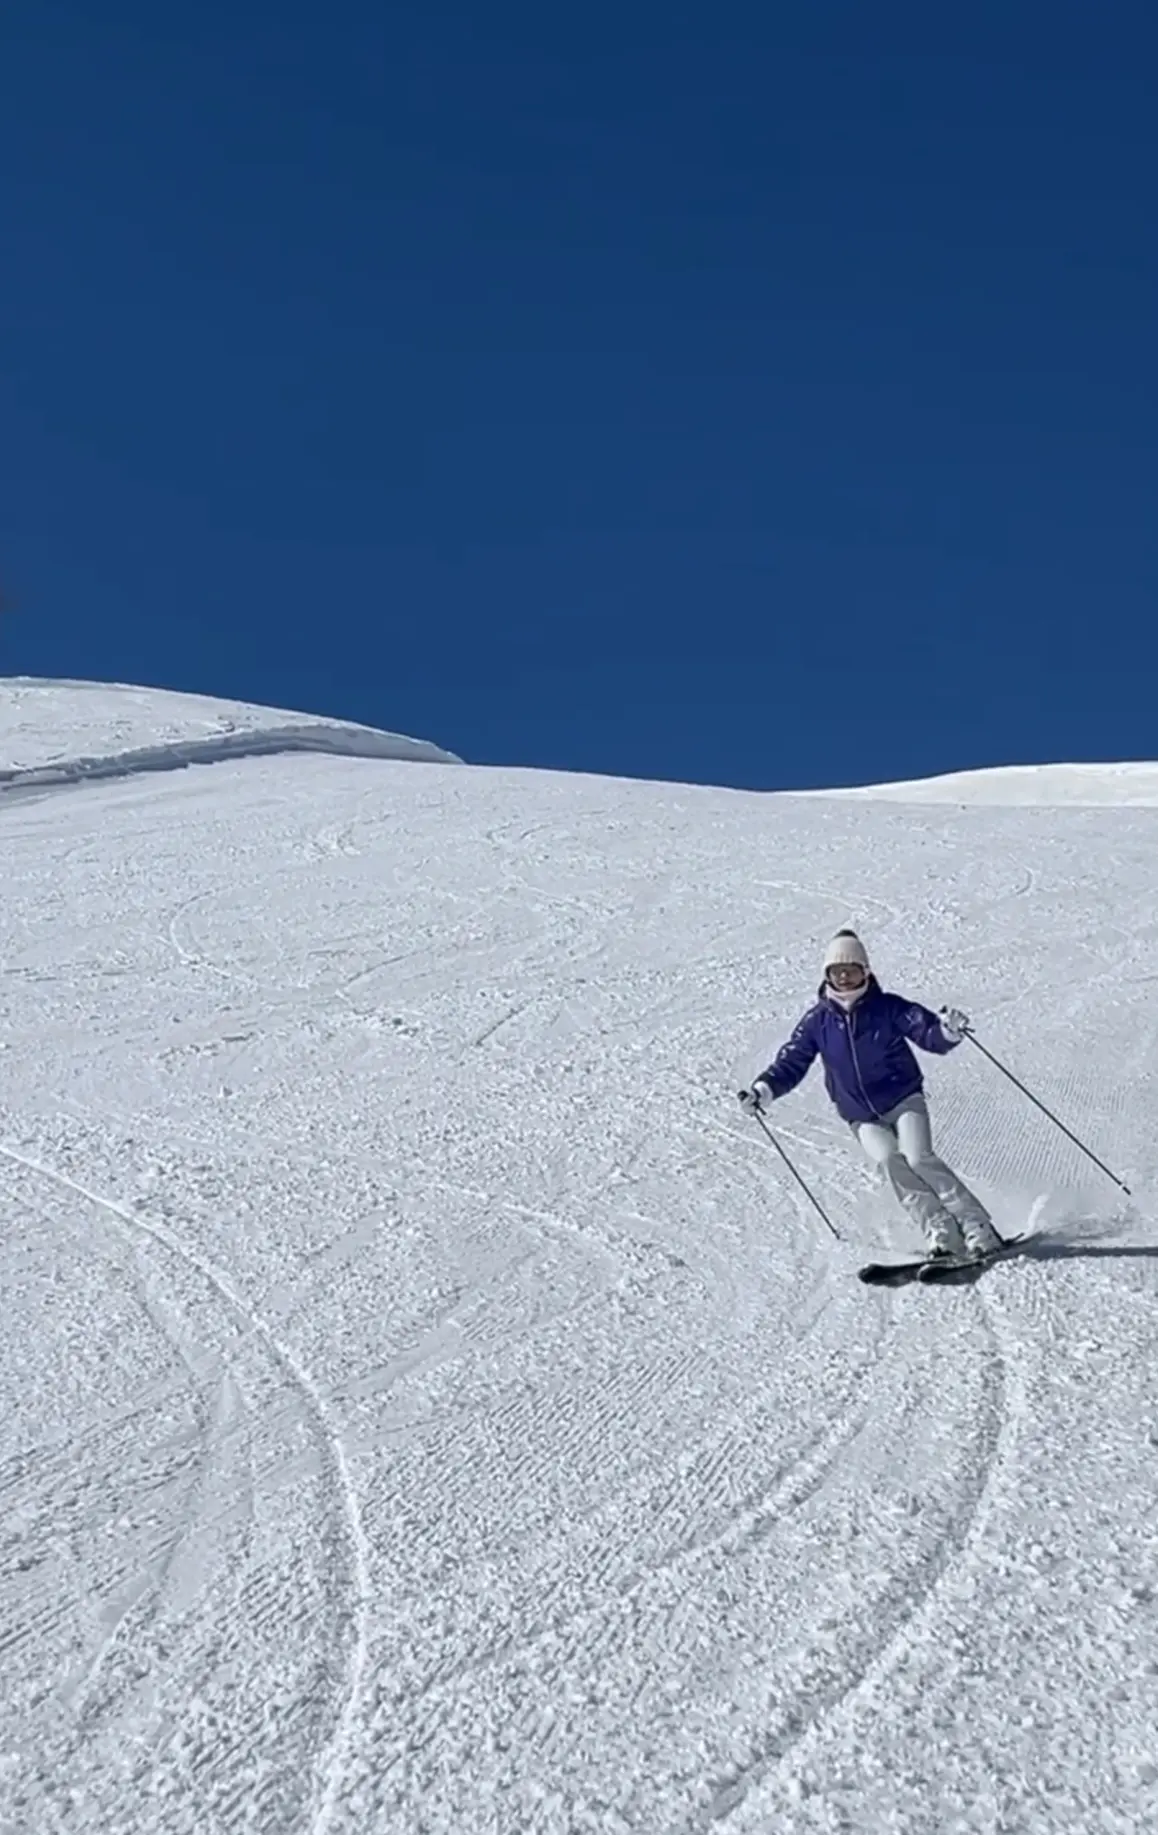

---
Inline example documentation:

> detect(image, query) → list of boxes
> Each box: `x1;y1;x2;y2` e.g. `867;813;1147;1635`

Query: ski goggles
825;962;868;989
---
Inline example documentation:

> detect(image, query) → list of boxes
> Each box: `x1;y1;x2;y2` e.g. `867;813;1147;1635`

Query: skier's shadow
941;1234;1158;1285
1021;1238;1158;1263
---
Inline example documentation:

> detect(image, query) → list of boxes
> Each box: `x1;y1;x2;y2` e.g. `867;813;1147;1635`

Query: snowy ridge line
807;759;1158;805
0;718;460;793
0;1138;373;1835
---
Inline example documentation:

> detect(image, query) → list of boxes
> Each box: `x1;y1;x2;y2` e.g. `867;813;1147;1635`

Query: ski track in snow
2;715;1158;1833
0;1137;371;1835
703;1262;1027;1826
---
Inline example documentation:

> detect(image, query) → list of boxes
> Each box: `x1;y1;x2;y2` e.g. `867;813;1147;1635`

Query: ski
857;1256;937;1287
917;1233;1028;1283
858;1233;1028;1287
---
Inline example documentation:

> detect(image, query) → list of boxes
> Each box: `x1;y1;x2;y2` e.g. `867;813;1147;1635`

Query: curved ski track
0;1140;371;1835
704;1275;1025;1827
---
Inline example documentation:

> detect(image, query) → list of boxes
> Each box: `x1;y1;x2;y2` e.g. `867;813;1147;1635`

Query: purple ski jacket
759;978;959;1125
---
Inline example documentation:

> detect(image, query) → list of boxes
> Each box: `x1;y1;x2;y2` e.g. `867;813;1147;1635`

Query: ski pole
960;1028;1131;1197
746;1104;843;1241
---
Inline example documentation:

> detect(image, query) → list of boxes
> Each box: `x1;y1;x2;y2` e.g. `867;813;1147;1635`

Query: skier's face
826;962;867;993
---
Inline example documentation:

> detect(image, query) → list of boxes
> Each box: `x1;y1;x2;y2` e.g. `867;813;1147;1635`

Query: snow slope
826;759;1158;804
2;698;1157;1835
0;676;459;787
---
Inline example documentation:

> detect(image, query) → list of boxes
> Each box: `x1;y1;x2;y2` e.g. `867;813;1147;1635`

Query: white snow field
831;759;1158;806
0;676;459;786
2;682;1157;1835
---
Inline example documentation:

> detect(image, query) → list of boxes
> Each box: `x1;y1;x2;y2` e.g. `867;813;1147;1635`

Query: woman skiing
739;929;1002;1262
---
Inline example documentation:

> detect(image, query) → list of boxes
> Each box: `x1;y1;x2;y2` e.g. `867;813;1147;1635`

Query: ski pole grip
939;1005;973;1036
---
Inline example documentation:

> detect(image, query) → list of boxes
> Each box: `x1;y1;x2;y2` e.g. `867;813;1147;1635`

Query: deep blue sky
2;1;1155;788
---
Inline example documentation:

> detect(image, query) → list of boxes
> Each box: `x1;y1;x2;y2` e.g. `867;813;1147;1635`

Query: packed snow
2;680;1157;1835
828;759;1158;805
0;676;458;787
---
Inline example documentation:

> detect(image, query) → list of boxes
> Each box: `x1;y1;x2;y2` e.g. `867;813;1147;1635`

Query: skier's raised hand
738;1081;772;1116
939;1007;972;1042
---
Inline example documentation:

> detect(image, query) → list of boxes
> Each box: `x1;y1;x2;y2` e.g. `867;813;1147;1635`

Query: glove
940;1007;971;1042
738;1080;773;1115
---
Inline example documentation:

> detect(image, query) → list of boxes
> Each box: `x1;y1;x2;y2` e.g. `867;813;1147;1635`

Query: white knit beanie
822;929;870;977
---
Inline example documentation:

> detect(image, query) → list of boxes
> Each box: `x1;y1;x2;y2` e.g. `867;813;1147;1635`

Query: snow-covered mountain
0;675;459;785
3;680;1156;1835
825;758;1158;805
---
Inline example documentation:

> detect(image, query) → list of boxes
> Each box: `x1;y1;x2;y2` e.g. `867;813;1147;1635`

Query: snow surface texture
0;676;459;787
2;684;1157;1835
827;759;1158;804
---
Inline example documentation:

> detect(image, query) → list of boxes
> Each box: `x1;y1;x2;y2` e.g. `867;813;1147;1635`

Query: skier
738;930;1003;1263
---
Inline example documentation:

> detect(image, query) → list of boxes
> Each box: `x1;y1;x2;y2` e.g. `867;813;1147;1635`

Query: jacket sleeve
889;994;958;1056
760;1009;820;1096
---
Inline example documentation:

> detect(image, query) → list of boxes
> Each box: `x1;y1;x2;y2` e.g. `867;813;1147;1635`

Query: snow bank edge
0;719;461;793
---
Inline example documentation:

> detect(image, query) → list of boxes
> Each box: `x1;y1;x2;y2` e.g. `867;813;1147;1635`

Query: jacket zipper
843;1005;882;1120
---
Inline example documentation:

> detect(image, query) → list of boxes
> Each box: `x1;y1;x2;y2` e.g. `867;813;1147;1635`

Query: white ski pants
856;1093;992;1253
